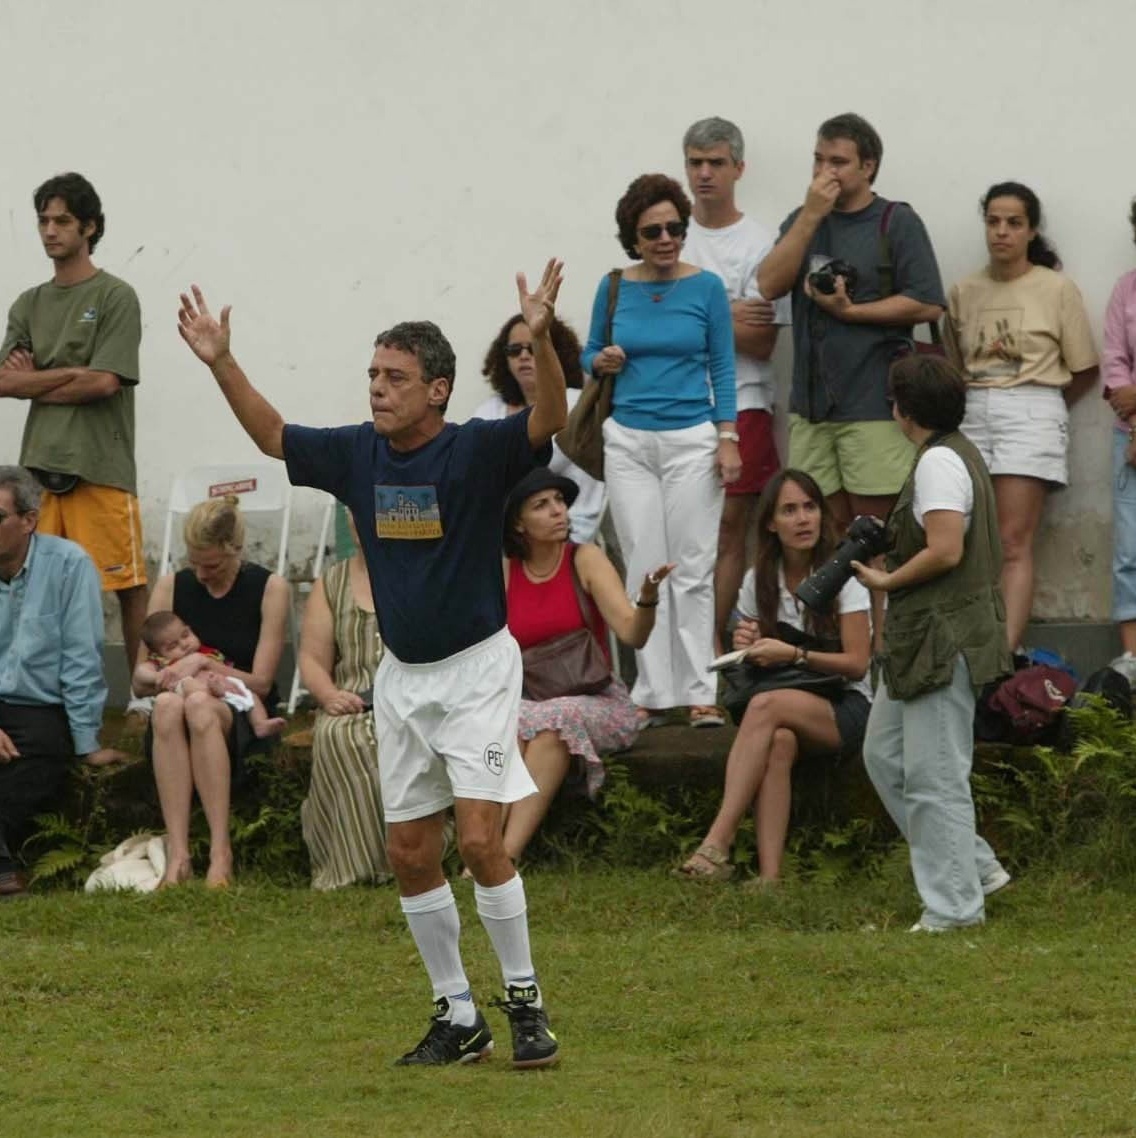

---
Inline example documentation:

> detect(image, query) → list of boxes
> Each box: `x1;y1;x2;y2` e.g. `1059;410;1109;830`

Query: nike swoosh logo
458;1031;488;1052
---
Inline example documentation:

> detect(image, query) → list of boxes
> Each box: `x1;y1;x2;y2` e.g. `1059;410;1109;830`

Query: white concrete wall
2;0;1135;621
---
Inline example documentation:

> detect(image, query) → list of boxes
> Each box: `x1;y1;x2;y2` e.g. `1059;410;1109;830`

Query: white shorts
373;627;537;823
961;385;1068;486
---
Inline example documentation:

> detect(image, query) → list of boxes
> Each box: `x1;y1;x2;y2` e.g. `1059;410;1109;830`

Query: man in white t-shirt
681;117;791;649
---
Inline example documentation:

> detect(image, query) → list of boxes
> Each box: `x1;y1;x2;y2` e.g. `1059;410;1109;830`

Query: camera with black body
795;515;888;612
807;259;859;298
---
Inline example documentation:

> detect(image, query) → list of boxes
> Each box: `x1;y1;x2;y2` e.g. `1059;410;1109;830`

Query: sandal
635;707;667;729
689;705;725;728
673;844;735;882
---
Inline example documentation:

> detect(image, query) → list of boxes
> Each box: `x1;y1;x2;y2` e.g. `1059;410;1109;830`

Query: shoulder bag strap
604;269;623;346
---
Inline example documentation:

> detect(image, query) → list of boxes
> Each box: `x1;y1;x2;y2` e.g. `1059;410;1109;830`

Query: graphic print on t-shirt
969;305;1023;382
375;485;443;540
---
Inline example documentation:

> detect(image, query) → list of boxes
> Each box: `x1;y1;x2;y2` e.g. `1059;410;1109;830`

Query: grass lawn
4;860;1136;1137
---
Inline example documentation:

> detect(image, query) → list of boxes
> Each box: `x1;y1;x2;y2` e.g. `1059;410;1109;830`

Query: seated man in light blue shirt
0;465;120;899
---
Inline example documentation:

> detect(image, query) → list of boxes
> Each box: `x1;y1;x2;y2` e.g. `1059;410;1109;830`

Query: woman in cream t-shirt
945;181;1098;652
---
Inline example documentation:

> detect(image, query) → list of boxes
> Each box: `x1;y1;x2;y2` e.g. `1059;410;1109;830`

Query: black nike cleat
490;984;560;1069
394;1000;494;1067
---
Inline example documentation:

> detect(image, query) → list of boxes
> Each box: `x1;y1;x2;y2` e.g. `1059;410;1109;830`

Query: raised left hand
637;563;675;605
516;259;564;339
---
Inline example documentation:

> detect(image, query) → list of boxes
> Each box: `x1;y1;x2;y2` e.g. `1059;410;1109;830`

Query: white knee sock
474;874;540;1004
400;883;475;1026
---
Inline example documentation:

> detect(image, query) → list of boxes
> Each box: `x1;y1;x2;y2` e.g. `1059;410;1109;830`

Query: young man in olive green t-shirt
0;172;147;690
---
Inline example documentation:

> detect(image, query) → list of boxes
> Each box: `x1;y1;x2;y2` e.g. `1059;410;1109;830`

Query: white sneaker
908;921;950;934
980;866;1012;897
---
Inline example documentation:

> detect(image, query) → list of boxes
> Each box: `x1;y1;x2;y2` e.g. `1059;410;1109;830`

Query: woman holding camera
297;521;390;889
945;181;1098;652
854;356;1012;931
676;469;871;883
582;172;737;728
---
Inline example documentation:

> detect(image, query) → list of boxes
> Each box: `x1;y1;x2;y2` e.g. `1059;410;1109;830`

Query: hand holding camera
796;515;888;611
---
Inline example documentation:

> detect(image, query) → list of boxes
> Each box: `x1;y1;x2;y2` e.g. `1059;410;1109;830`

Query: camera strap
878;201;943;353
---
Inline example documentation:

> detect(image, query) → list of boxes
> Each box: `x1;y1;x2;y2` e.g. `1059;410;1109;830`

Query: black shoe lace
490;997;544;1042
405;1017;463;1062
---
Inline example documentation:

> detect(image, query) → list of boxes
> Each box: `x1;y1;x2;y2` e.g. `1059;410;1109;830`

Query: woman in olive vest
852;355;1012;931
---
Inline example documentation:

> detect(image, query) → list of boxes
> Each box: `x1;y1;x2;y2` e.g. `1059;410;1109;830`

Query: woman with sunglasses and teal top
474;313;605;542
582;173;738;729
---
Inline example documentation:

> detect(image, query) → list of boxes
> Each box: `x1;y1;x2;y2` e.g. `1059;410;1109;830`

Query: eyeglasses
504;343;535;358
637;221;687;241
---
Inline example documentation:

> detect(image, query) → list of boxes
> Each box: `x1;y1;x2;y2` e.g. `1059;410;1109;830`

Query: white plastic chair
286;494;337;713
158;462;293;577
154;463;293;712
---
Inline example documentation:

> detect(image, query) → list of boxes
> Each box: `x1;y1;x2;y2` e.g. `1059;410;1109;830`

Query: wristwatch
718;430;741;443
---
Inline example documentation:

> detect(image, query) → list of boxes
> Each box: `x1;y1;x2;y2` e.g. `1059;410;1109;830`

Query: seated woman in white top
676;469;872;884
475;313;605;542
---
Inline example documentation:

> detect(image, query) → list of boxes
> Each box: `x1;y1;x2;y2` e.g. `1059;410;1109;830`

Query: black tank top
173;562;279;708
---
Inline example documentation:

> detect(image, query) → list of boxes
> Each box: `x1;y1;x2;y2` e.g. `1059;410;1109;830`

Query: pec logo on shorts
483;743;505;777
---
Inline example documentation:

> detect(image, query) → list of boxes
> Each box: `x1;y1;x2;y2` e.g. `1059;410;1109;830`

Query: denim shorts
1112;428;1136;621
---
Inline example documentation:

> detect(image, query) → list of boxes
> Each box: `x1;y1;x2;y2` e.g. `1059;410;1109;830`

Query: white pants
603;418;722;708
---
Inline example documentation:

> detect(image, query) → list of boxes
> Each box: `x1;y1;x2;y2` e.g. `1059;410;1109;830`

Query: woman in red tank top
503;469;672;861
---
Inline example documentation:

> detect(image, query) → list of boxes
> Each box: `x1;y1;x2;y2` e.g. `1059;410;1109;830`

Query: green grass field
4;861;1135;1137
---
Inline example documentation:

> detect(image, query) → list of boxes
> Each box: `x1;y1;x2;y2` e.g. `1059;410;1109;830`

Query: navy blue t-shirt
283;409;549;663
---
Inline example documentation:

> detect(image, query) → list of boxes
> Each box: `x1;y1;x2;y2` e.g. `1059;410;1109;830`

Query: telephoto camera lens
795;515;888;612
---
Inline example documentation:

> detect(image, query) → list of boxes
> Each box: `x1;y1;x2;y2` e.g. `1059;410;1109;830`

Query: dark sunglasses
504;343;535;358
637;221;687;241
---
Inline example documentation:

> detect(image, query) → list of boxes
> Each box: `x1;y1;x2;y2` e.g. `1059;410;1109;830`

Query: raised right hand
803;172;841;221
593;345;626;377
178;285;232;365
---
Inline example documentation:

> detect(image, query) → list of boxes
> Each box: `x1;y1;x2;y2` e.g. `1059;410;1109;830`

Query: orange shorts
37;483;147;591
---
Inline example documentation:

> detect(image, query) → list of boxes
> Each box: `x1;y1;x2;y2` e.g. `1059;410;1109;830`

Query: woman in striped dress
298;536;390;889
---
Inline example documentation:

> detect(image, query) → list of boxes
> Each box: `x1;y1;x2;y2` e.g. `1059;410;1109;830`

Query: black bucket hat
503;467;580;545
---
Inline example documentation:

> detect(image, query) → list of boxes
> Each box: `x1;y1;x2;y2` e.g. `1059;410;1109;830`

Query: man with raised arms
176;261;567;1069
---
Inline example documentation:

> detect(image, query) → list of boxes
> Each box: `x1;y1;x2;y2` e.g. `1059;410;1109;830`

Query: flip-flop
635;707;667;729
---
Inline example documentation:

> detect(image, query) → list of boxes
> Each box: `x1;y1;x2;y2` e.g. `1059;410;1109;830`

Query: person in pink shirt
1103;198;1136;667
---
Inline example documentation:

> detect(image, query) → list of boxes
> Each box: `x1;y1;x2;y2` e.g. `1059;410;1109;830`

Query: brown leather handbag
520;552;613;701
555;269;622;481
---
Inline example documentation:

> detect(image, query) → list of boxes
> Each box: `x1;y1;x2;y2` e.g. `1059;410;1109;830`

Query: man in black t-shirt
177;262;567;1070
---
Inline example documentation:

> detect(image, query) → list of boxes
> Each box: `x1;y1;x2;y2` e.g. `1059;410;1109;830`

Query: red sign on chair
208;478;258;498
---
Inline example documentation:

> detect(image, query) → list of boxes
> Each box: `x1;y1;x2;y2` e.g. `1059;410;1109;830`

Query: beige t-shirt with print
945;265;1097;389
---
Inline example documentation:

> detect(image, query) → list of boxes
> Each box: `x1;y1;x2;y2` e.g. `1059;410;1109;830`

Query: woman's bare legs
994;475;1048;651
183;690;236;887
684;690;841;875
502;732;571;863
151;692;194;885
754;728;800;881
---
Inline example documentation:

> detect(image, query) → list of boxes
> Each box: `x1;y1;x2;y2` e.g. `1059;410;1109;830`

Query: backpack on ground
975;664;1077;745
1056;666;1134;749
